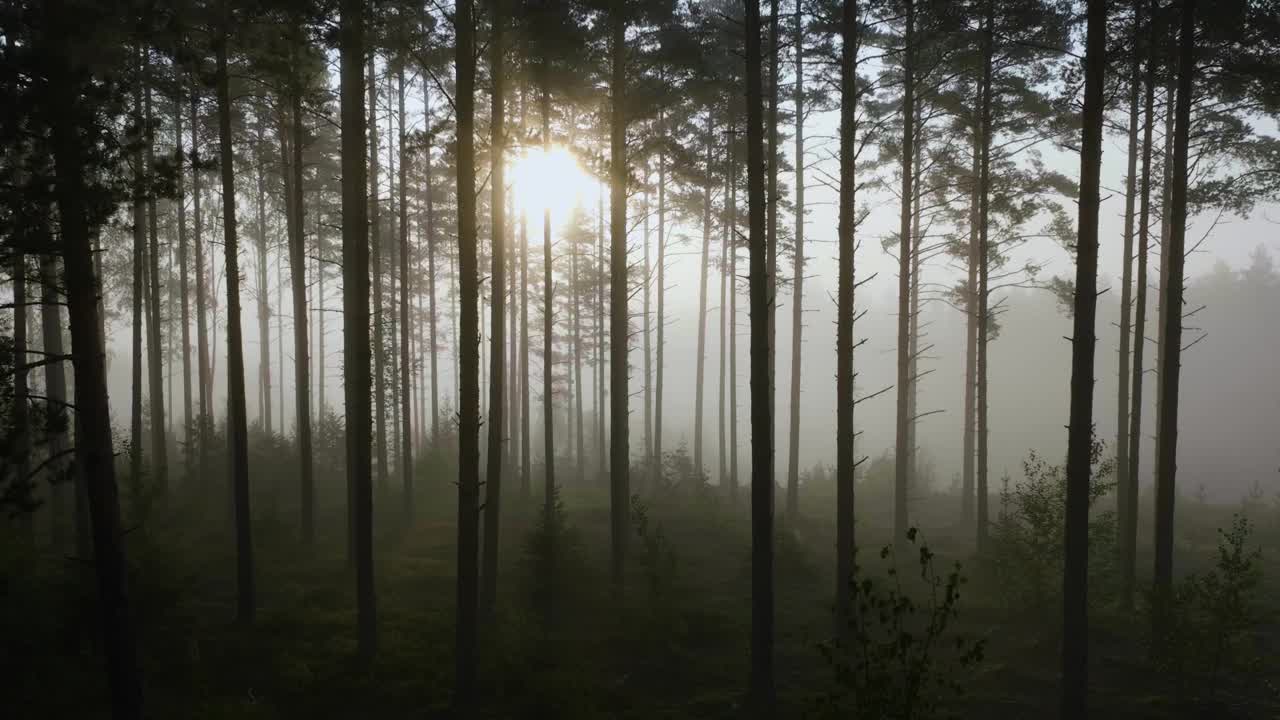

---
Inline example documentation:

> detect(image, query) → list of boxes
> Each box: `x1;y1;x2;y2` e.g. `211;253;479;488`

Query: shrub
984;435;1117;615
818;528;985;720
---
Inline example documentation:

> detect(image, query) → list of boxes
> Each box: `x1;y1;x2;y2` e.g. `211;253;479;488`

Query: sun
508;145;599;229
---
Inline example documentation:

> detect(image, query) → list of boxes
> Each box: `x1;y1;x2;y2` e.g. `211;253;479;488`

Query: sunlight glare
508;145;598;229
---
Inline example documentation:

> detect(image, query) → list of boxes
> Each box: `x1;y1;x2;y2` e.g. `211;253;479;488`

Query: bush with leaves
984;434;1117;615
1152;514;1268;704
818;528;985;720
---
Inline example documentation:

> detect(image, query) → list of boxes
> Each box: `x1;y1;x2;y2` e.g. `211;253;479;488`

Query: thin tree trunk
1153;38;1177;508
287;50;315;545
729;127;739;501
144;63;168;497
368;56;388;492
48;25;143;711
481;1;506;625
962;135;978;529
718;165;728;490
1153;0;1195;610
893;0;915;545
521;203;531;501
452;0;481;702
215;28;255;626
40;255;71;547
572;216;585;483
608;0;629;594
398;63;413;520
766;0;780;497
1115;4;1142;551
1123;0;1158;610
425;84;439;439
597;148;607;480
694;116;713;478
13;251;30;540
541;79;555;518
130;49;145;494
975;5;993;553
653;140;665;486
835;0;858;626
191;86;211;485
1061;0;1105;711
340;0;376;661
643;186;652;479
387;71;401;480
785;1;805;521
175;92;193;478
255;131;272;432
745;0;775;710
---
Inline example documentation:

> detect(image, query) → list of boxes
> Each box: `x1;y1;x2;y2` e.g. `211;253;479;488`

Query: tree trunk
13;251;30;540
425;84;439;439
175;92;193;479
975;5;993;553
766;0;780;498
130;49;145;495
39;254;71;548
1153;0;1195;610
653;139;665;487
1115;4;1142;557
481;0;506;626
962;136;978;529
540;81;555;519
521;201;531;501
785;0;805;521
718;167;728;490
453;0;481;702
571;213;585;483
47;25;143;711
387;72;401;480
340;0;376;661
1061;0;1105;712
609;0;630;593
745;0;775;711
286;51;315;545
694;116;713;479
893;0;915;545
191;86;212;486
398;63;414;521
643;187;653;479
144;64;168;498
834;0;858;627
1123;0;1158;610
255;131;272;433
215;28;255;626
728;130;738;501
368;56;388;493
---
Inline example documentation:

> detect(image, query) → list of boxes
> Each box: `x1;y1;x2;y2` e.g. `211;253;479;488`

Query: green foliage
630;494;678;603
1152;514;1269;704
819;528;985;720
984;436;1117;615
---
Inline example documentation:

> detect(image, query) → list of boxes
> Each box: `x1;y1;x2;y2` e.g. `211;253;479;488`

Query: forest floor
4;469;1279;719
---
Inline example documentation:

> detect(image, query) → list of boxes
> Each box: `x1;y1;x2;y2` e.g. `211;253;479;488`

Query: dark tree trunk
1122;0;1158;610
144;65;168;497
766;0;780;498
521;196;531;501
286;50;315;545
398;63;413;522
728;132;738;501
785;0;805;521
47;20;143;711
540;81;555;519
893;0;915;545
482;0;506;625
215;30;255;626
130;50;145;494
425;85;439;439
694;117;713;479
834;0;858;626
1115;3;1142;559
174;92;193;479
962;137;978;529
1061;0;1105;712
1153;0;1195;610
255;132;272;433
745;0;775;711
644;188;653;481
609;0;630;592
13;251;30;540
368;56;388;493
975;4;994;553
653;140;665;488
340;0;376;661
453;0;481;702
191;86;212;486
39;255;72;548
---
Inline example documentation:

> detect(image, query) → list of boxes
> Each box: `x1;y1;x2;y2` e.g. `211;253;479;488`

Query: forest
2;0;1279;717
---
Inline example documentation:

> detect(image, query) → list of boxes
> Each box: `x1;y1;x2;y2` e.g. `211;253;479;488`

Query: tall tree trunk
1123;0;1158;610
368;56;388;492
834;0;858;626
191;86;211;486
39;255;71;547
893;0;915;545
340;0;376;661
1115;4;1142;554
975;5;993;553
540;81;555;518
766;0;780;496
653;138;665;487
425;85;439;439
728;130;738;501
13;251;30;540
785;0;805;521
961;136;978;529
215;27;255;626
718;167;728;490
1153;32;1177;522
643;187;652;479
745;0;775;711
1061;0;1105;712
175;92;193;479
287;50;315;545
694;116;713;479
47;24;143;711
608;0;630;591
144;64;168;497
255;133;272;433
906;119;923;497
521;203;531;501
387;72;401;479
398;63;414;521
1153;0;1195;611
130;50;145;494
481;1;506;625
453;0;481;702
